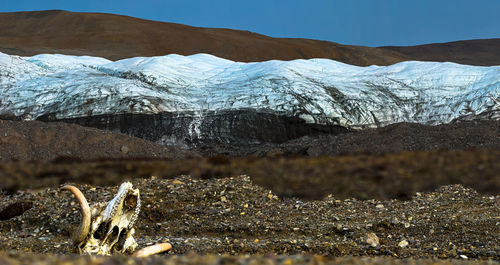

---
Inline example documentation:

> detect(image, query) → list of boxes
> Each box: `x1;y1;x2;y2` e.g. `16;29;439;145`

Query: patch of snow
25;53;111;70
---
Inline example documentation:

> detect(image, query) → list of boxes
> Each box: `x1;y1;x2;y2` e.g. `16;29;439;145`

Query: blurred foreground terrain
0;119;499;264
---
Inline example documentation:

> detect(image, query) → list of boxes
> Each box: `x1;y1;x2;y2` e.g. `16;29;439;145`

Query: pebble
398;239;409;248
365;232;380;247
120;145;129;154
171;180;185;185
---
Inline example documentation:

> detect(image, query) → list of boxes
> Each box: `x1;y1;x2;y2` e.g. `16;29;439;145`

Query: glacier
0;51;499;130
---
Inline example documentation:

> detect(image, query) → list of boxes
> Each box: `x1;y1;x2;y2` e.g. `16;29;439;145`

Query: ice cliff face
0;51;499;145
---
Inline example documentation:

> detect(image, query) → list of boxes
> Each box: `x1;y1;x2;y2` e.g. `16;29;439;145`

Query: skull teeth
104;182;133;221
128;194;141;230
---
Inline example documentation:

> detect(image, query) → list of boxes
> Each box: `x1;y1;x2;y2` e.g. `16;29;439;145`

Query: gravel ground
0;176;499;264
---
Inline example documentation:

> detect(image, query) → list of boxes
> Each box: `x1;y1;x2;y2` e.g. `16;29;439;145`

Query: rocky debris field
0;176;499;264
0;176;500;259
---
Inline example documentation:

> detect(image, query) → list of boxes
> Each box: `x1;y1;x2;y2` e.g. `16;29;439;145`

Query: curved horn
61;185;91;244
133;243;172;257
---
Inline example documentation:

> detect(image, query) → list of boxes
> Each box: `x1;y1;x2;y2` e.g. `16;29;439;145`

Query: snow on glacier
0;51;498;129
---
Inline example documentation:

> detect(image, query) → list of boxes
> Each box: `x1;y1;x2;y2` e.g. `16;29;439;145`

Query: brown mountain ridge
0;10;499;66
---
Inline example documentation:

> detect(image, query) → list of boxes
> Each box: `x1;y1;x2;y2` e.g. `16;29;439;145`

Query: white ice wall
0;52;498;129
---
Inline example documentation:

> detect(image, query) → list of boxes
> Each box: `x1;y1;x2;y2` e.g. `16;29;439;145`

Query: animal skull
62;182;141;255
62;182;172;256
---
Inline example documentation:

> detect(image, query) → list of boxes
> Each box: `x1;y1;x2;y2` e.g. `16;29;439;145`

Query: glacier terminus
0;51;498;146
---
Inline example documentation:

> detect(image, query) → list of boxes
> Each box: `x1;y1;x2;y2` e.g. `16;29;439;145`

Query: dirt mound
202;120;500;157
1;10;499;66
0;177;498;259
274;120;500;157
0;119;198;161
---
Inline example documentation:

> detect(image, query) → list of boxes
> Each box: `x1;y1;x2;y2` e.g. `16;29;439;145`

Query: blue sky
2;0;499;47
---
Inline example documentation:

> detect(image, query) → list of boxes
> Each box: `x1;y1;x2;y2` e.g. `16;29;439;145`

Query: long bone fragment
133;243;173;257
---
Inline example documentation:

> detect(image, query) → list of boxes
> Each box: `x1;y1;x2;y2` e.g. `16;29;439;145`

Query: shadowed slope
1;10;498;65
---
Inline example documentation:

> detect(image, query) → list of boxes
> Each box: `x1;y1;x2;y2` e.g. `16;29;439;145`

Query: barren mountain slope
381;38;500;66
1;10;499;65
